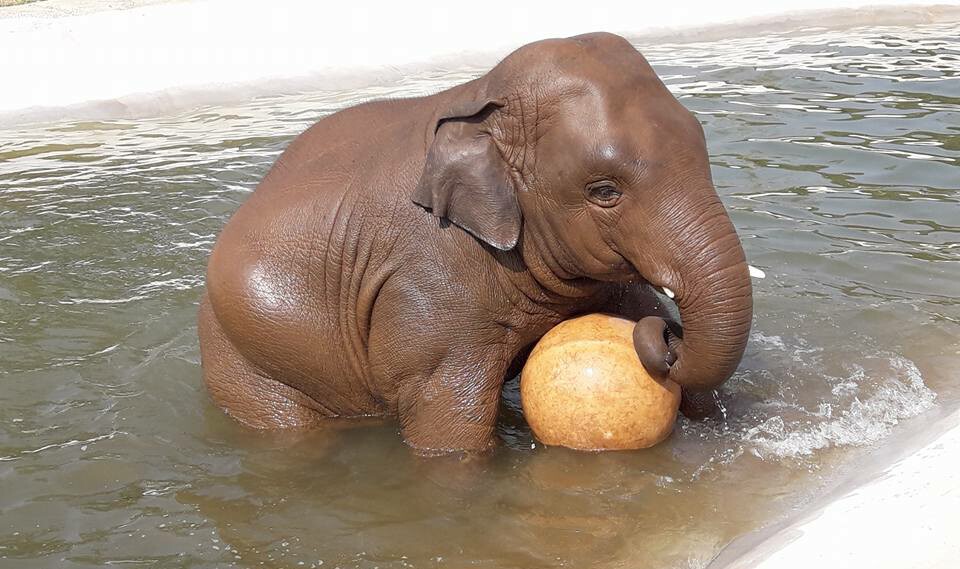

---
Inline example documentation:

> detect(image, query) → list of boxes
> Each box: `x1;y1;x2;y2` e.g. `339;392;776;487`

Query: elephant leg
198;294;325;429
396;352;507;455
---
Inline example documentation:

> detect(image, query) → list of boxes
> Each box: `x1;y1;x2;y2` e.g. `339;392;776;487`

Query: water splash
682;332;937;466
744;355;934;459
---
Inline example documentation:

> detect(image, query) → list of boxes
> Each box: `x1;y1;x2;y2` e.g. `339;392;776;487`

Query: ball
521;313;681;451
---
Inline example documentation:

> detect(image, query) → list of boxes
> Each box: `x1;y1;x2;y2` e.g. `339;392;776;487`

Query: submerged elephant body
199;32;753;453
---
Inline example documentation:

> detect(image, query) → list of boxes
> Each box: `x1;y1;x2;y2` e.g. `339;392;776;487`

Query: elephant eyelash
585;181;623;206
594;186;621;200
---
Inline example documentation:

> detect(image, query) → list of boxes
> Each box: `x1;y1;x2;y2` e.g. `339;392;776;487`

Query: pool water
1;22;958;569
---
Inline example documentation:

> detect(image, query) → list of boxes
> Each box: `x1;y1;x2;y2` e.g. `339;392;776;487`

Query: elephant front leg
396;352;508;455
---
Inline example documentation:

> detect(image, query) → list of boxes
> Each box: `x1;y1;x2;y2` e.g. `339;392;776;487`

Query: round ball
521;314;681;451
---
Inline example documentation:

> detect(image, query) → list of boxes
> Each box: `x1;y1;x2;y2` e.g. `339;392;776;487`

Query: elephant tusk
660;267;759;299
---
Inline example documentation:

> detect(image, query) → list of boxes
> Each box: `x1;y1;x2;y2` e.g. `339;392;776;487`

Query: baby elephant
199;32;752;454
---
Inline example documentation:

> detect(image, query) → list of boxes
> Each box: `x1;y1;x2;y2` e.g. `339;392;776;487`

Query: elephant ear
412;100;521;251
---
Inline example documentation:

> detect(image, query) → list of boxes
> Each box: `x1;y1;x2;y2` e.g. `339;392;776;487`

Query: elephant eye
586;182;623;207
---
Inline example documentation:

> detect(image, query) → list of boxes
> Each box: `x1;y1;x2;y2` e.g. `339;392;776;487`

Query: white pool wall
709;408;960;569
2;0;959;126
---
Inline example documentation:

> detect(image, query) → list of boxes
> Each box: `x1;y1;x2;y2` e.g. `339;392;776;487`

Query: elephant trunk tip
633;316;680;380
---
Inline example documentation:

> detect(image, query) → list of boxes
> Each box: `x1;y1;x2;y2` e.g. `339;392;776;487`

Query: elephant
198;32;753;455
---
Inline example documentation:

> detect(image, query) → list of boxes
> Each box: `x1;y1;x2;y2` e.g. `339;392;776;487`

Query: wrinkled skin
199;32;753;454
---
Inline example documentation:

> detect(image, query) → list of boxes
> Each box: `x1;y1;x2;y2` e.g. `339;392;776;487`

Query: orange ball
521;314;681;451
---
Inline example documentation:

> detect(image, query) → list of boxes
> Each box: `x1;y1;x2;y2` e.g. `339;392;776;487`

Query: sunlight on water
0;22;958;569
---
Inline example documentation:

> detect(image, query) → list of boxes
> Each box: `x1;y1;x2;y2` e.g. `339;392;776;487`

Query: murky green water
1;23;958;569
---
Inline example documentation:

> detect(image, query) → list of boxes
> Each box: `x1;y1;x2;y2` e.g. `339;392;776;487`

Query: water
1;23;958;569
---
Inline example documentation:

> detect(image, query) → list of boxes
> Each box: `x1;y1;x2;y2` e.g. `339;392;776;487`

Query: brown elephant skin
199;32;753;454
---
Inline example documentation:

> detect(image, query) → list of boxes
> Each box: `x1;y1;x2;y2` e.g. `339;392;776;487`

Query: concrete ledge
2;0;959;127
710;409;960;569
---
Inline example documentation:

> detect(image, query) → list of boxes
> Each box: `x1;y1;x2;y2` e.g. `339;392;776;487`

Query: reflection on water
1;23;958;569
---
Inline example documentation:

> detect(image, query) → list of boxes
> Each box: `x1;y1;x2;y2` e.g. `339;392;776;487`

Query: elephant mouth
645;280;683;327
650;284;684;353
642;265;764;324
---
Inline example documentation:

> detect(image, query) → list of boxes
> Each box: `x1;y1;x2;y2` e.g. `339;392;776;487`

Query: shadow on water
1;22;958;569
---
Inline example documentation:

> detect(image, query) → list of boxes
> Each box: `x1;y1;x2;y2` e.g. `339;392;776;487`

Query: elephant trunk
669;236;752;392
633;196;753;393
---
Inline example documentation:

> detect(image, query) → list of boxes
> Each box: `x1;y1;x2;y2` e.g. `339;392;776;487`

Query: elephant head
413;32;752;407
